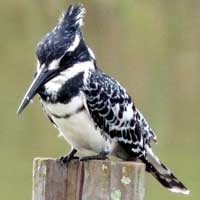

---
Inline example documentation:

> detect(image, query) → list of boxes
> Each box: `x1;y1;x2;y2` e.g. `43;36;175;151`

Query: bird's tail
142;145;190;195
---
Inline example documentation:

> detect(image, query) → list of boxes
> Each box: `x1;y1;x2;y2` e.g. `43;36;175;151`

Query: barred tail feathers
143;145;189;195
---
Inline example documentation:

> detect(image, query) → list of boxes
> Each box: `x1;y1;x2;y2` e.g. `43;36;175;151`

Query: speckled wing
83;70;189;194
135;108;157;145
84;69;156;158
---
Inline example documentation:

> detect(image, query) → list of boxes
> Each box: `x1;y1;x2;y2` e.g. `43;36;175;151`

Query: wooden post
32;158;145;200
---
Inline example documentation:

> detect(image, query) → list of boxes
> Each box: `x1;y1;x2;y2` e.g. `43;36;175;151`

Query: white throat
44;61;95;94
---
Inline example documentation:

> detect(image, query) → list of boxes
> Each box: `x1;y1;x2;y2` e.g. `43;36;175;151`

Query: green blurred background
0;0;199;199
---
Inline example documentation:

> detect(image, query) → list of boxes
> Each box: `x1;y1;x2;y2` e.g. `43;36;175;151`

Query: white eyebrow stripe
67;34;80;52
37;34;80;71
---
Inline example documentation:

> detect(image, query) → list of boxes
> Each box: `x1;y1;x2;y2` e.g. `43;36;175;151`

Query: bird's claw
58;155;79;164
57;149;78;164
80;152;109;161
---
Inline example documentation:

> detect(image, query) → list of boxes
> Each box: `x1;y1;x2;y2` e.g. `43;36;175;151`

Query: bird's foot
80;151;109;161
58;149;79;164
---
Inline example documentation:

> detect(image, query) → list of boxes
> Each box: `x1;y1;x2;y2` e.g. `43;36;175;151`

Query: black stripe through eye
60;52;74;68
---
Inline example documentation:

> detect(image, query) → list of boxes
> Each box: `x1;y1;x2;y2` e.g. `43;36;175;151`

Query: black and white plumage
17;5;189;195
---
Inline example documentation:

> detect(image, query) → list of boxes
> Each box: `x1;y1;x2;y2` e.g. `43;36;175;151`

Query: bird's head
17;4;95;114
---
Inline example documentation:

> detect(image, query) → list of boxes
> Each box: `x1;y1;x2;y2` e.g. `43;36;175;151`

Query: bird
17;4;189;195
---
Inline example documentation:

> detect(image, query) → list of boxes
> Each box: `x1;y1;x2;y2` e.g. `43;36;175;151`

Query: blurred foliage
0;0;199;199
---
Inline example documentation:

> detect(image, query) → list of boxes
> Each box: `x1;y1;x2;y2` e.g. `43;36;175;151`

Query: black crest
36;4;86;65
60;4;86;30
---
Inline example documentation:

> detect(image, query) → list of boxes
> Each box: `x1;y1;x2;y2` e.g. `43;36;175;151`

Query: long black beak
17;67;58;115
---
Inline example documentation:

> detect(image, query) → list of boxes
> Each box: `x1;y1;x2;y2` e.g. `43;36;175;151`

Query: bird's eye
60;52;73;68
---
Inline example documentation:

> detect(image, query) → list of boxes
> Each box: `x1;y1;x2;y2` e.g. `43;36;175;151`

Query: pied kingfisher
17;4;189;195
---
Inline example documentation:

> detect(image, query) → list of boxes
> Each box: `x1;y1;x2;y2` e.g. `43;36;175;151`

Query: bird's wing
135;108;157;144
83;70;190;193
83;69;156;157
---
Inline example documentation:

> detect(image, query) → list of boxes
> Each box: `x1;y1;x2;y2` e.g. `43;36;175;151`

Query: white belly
53;110;112;154
41;96;114;155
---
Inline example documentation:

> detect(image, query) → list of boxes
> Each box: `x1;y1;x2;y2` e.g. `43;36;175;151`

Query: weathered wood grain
32;158;145;200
